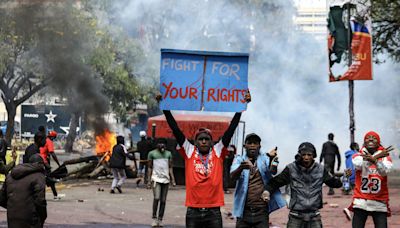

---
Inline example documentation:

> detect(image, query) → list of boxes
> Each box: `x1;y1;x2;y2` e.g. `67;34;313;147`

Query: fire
95;129;116;161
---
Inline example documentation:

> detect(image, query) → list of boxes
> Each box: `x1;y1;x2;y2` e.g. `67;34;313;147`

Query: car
0;120;20;136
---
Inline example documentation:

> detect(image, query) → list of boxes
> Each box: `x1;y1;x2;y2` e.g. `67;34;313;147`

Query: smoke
13;2;110;135
104;0;400;166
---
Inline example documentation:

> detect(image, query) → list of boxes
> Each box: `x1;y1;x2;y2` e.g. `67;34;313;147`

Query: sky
105;0;399;167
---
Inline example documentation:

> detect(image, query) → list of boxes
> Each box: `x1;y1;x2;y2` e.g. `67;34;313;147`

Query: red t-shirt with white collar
177;139;228;208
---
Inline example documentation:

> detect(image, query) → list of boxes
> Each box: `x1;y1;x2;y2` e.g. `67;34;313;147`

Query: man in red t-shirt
40;131;61;167
39;128;61;200
160;92;250;228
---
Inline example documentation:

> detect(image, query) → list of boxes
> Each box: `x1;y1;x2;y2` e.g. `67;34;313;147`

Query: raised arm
163;110;185;147
221;112;242;147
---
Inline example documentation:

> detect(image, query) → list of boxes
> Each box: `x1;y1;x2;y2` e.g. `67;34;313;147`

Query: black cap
298;142;317;158
245;133;261;143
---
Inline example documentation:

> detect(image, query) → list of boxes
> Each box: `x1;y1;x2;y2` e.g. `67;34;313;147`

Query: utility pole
347;3;355;144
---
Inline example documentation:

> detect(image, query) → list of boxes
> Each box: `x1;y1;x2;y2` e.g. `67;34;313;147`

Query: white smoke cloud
109;0;399;167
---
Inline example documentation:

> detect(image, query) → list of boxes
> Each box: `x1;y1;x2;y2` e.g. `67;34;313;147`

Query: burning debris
61;129;137;180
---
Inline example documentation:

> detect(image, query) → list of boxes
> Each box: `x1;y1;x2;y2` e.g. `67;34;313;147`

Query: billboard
21;104;82;137
159;49;249;112
327;1;372;81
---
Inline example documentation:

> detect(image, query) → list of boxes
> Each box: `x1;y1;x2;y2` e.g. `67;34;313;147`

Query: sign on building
21;104;83;137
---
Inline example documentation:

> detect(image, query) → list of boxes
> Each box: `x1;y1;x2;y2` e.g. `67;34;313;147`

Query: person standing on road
344;142;360;194
263;142;347;228
158;91;251;228
22;131;46;163
39;128;62;200
320;133;341;195
137;131;152;186
0;130;8;164
223;144;236;194
148;137;176;227
230;133;285;228
0;147;17;175
0;153;47;228
350;131;393;228
109;135;135;194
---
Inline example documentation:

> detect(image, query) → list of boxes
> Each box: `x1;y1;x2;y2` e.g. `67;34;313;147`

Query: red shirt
352;152;391;202
40;138;54;164
177;139;228;208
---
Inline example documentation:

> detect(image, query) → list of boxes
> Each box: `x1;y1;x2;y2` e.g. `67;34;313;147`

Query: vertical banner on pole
159;49;249;112
327;0;372;82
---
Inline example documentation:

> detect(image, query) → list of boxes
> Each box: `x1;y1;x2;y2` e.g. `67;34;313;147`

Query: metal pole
347;4;355;144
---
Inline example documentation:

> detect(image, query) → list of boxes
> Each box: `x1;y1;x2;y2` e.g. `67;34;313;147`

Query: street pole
347;4;355;144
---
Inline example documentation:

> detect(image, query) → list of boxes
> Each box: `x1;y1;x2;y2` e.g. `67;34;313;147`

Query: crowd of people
0;93;395;228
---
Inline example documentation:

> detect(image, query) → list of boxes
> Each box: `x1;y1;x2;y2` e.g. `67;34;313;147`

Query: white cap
139;131;146;137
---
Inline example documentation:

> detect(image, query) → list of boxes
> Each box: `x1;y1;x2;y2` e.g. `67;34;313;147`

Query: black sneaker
110;189;115;194
116;186;122;193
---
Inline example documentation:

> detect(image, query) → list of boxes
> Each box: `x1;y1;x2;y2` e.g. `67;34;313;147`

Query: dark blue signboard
21;104;83;137
159;49;249;112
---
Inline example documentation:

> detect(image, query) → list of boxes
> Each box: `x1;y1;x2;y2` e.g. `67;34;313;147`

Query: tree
0;4;49;143
371;0;400;62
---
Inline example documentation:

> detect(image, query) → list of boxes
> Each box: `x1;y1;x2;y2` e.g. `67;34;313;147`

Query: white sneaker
343;208;352;221
158;220;163;227
151;219;158;227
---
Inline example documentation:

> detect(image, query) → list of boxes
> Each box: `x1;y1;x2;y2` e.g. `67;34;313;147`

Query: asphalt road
0;177;399;228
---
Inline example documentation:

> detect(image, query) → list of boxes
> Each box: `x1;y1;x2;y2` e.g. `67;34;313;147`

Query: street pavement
0;177;399;228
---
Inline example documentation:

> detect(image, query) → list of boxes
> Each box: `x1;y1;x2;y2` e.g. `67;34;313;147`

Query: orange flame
95;129;116;161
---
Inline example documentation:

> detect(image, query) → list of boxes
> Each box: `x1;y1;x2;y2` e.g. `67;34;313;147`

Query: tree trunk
64;112;80;152
4;102;16;146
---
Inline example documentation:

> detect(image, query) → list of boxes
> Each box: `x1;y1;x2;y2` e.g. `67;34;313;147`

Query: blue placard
159;49;249;112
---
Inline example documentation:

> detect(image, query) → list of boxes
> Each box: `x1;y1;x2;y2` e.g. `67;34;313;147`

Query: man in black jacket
320;133;341;195
0;153;47;228
262;142;347;228
109;135;135;194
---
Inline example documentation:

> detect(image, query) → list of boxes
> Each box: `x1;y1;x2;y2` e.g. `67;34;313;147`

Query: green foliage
371;0;400;62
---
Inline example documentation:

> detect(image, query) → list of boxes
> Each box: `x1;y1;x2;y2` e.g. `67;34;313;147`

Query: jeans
236;207;269;228
139;163;148;184
152;182;169;220
111;168;126;189
287;212;322;228
352;208;387;228
186;207;222;228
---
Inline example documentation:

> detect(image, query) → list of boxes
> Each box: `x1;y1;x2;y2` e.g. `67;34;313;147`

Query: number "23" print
361;177;381;194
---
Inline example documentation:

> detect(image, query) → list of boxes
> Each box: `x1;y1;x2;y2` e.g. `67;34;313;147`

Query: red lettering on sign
189;87;198;99
207;88;217;101
206;88;247;103
162;82;198;100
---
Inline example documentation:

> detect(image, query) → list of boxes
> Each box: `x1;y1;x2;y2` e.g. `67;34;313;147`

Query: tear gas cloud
108;0;399;167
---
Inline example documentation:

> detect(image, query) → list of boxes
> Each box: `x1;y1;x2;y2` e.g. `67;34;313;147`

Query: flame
95;129;116;161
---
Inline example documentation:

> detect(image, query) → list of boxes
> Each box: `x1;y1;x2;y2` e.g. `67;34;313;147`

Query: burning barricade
62;129;137;180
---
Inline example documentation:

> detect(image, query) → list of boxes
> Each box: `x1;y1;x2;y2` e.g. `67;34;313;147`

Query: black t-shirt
23;144;39;163
137;139;153;160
